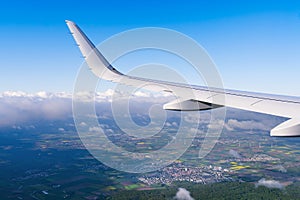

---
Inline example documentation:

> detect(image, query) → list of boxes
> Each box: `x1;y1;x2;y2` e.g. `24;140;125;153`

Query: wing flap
163;98;222;111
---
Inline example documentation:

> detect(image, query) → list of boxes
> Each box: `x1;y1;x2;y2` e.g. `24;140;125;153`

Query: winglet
65;20;123;81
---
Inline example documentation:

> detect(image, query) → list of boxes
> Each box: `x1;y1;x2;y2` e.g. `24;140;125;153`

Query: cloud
79;122;87;127
0;91;75;127
226;119;270;131
0;91;281;133
165;121;178;127
174;188;194;200
88;126;102;132
206;119;225;130
229;149;242;159
58;128;65;132
0;90;175;128
12;125;22;130
133;90;151;97
255;178;284;189
273;165;287;173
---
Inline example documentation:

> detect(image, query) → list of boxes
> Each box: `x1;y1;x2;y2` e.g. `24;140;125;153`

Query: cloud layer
0;92;72;127
0;90;171;128
0;90;281;133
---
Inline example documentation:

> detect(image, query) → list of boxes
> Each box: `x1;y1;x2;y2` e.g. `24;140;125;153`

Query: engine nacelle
271;118;300;137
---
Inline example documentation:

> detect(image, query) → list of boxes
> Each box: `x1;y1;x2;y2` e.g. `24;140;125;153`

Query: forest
108;181;300;200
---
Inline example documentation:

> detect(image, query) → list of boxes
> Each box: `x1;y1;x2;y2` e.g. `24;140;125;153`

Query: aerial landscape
1;1;300;199
0;93;300;199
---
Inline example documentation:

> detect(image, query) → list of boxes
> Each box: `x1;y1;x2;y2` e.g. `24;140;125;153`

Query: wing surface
66;20;300;137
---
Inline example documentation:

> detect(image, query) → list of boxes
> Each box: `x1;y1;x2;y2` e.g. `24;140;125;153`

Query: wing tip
65;20;75;25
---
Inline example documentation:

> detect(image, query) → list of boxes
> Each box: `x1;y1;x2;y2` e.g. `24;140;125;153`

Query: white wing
66;20;300;137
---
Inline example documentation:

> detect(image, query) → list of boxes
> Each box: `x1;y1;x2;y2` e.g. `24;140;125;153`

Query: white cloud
0;90;122;127
104;88;115;96
0;91;278;133
58;128;65;132
165;122;171;127
174;188;194;200
12;125;22;130
206;119;225;130
226;119;270;131
229;149;242;159
172;122;178;127
26;125;36;129
36;91;50;98
1;91;27;97
189;127;199;133
0;91;72;127
133;90;151;97
184;115;200;124
88;126;103;132
105;128;114;133
272;165;287;173
165;121;178;127
255;178;284;189
79;122;87;127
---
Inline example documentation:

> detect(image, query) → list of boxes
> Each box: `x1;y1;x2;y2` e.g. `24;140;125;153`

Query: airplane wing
66;20;300;137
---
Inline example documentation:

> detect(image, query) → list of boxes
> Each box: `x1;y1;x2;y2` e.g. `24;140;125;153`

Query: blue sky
1;0;300;95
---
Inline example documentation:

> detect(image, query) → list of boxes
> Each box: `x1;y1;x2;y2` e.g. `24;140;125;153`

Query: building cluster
139;163;233;185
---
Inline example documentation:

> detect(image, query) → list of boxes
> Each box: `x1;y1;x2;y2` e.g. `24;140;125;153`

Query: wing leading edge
66;20;300;137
